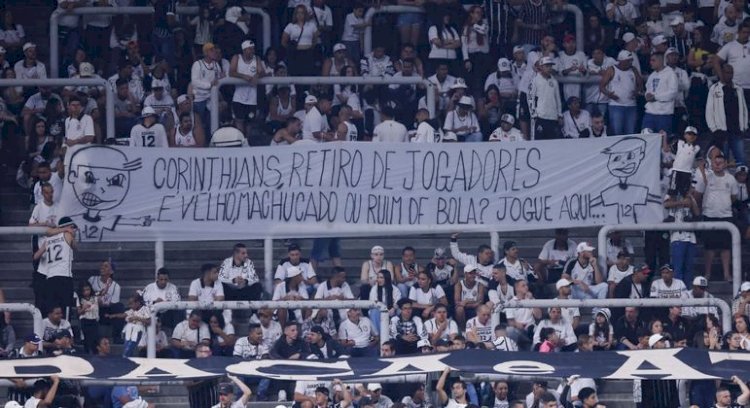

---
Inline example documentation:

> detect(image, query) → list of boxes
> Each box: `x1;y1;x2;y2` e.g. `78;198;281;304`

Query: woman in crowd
368;270;400;335
360;245;394;301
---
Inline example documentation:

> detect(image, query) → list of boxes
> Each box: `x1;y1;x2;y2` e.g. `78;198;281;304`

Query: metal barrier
363;4;584;55
49;6;271;78
499;297;733;334
0;303;44;341
598;222;742;295
147;300;388;358
0;78;114;140
209;76;437;134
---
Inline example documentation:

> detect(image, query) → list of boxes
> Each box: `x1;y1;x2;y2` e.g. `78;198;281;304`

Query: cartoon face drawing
67;146;142;213
601;137;646;179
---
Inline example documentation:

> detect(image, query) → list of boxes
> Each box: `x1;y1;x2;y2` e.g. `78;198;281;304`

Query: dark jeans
222;282;263;301
43;276;74;316
99;303;126;340
80;318;99;354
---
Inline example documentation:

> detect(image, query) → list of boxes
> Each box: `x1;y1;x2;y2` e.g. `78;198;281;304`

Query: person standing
230;40;265;136
373;106;408;142
190;42;223;139
601;50;642;136
63;95;95;148
529;57;562;140
218;243;261;302
715;22;750;117
129;107;171;147
706;62;749;166
642;53;678;134
32;217;76;316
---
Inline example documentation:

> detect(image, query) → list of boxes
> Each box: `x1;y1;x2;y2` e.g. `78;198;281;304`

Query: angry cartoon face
601;137;647;179
67;146;141;212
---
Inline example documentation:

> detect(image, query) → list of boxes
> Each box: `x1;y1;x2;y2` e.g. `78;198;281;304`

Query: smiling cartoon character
592;137;661;223
67;146;150;241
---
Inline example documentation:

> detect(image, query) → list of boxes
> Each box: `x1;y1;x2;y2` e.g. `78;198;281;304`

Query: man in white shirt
505;280;542;349
489;114;524;142
302;95;331;142
170;310;210;358
64;95;95;148
411;108;439;143
338;308;378;357
14;42;47;81
29;182;58;229
649;264;688;299
712;5;741;46
233;323;270;360
218;243;262;301
191;42;222;135
695;154;738;280
532;307;577;350
529;57;562;140
641;52;678;134
129;106;170;147
682;276;718;319
715;22;750;105
141;267;181;327
275;243;317;290
563;242;608;300
706;63;749;166
372;106;408;142
554;278;580;328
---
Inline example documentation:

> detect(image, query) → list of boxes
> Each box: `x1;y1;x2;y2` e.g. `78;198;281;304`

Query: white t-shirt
211;401;244;408
283;21;317;47
672;140;700;173
24;396;41;408
341;12;364;42
33;173;63;205
302;106;325;141
412;121;439;143
423;318;459;342
505;296;535;327
233;336;270;359
607;265;634;284
649;278;688;298
538;239;577;263
695;171;739;217
172;320;210;343
372;120;408;142
717;40;750;89
129;123;169;147
29;201;59;227
64;114;95;143
37;232;73;278
275;260;316;281
188;278;224;303
428;25;459;60
408;285;445;305
338;317;375;348
370;284;402;307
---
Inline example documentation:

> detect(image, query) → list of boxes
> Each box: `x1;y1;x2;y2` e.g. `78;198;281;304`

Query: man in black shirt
272;322;307;359
613;307;645;350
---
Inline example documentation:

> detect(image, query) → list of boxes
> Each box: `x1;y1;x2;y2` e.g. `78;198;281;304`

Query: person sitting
218;243;262;301
305;325;347;359
89;260;125;342
389;298;426;355
141;267;182;328
271;322;307;360
338;308;378;357
170;311;210;359
533;307;577;352
272;266;310;326
275;244;317;294
454;265;485;328
408;271;446;320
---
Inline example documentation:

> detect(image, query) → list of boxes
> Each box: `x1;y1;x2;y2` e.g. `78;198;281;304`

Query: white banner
59;136;663;242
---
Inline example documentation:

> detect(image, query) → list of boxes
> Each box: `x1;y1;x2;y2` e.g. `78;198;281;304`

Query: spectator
271;321;307;359
444;96;482;142
108;60;144;105
562;96;591;139
75;281;99;354
650;264;688;299
695;154;738;281
142;78;175;128
339;307;378;357
111;385;152;408
454;265;484;328
559;35;587;103
712;5;741;46
28;181;58;272
302;94;332;142
218;243;261;302
11;333;42;359
427;10;461;75
554;278;581;329
465;304;493;344
533;307;577;351
275;243;317;290
26;377;61;408
208;314;236;356
63;95;95;148
369;270;400;333
129;107;171;147
706;62;748;166
364;383;393;408
527;382;560;408
33;218;76;317
589;308;614;350
14;42;46;81
505;280;542;348
0;317;15;358
401;384;429;408
664;191;701;283
188;263;226;322
423;303;459;348
732;281;750;317
250;308;281;349
436;368;469;408
488;114;523;142
106;295;151;357
113;77;140;140
141;267;181;327
605;231;635;267
190;42;223;135
642;52;679;134
407;270;445;320
306;325;346;359
529;57;562;140
233;323;270;360
41;306;73;351
89;259;125;342
683;276;719;319
563;242;608;300
534;228;576;282
373;106;408;142
171;310;211;358
300;308;337;341
230;40;265;135
215;375;253;408
601;50;641;136
393;247;421;298
314;266;355;320
282;4;320;78
608;251;634;297
271;115;301;145
390;298;425;355
538;327;558;352
360;246;394;297
272;266;310;325
461;6;490;93
514;0;549;53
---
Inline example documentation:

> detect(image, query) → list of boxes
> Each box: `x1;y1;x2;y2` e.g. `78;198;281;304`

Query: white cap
741;281;750;292
286;266;302;278
333;43;347;52
622;32;636;43
641;128;654;134
737;165;749;173
670;15;685;26
489;130;502;141
555;278;573;290
177;94;190;104
652;35;667;46
513;45;525;54
500;113;515;125
576;242;595;254
141;106;157;117
241;40;256;50
451;78;468;90
497;58;511;72
692;276;708;287
304;95;318;104
539;56;555;65
684;126;698;134
458;96;474;108
151;78;169;89
417;339;432;348
367;383;382;392
617;50;634;61
665;47;679;57
79;62;95;77
464;264;478;274
371;245;384;254
22;42;36;52
5;402;23;408
648;334;665;348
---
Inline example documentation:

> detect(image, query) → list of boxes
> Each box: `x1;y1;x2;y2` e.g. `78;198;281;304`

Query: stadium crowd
3;0;750;406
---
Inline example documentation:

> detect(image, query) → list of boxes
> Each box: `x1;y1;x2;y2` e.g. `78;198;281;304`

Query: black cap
218;383;233;395
53;330;72;340
659;263;674;272
58;216;76;228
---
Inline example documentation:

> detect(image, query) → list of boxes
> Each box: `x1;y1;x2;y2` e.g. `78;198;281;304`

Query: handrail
500;297;733;334
209;76;436;134
0;78;114;140
147;300;389;358
363;4;584;55
0;303;44;342
50;6;271;78
598;222;742;295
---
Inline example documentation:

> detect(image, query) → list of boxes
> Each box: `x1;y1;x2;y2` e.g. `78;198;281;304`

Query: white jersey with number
129;123;169;147
38;232;73;278
343;121;358;141
459;279;480;302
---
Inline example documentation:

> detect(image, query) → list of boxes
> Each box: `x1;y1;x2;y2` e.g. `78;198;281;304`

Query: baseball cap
79;62;95;77
177;94;190;104
622;32;636;43
652;35;667;46
417;338;432;348
503;240;517;251
286;266;302;278
458;96;474;107
563;34;576;43
636;264;651;275
24;334;41;344
22;42;36;52
737;165;749;173
741;281;750;292
670;15;685;26
497;58;511;72
539;56;555;65
684;126;698;135
141;106;158;117
367;383;382;392
434;247;447;259
659;263;674;272
617;50;634;61
304;94;318;104
241;40;255;50
513;45;525;54
58;216;76;228
333;43;347;52
451;78;468;90
500;113;515;125
648;333;665;348
576;242;595;254
693;276;709;287
665;47;679;57
464;264;478;274
371;245;384;254
202;42;216;55
218;383;233;395
555;278;573;290
5;402;22;408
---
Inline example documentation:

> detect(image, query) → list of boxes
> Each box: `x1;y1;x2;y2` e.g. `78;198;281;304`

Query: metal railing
598;222;742;295
209;76;436;134
0;78;114;139
499;298;733;333
0;303;43;341
363;4;584;55
50;6;271;78
147;300;388;358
